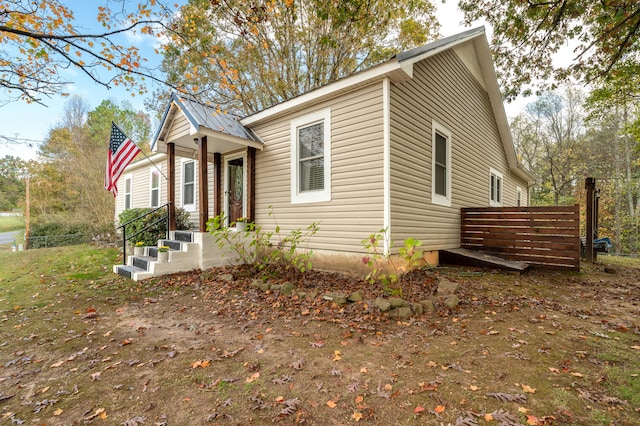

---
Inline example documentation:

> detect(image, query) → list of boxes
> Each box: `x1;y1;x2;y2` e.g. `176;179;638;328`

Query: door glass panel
227;158;244;224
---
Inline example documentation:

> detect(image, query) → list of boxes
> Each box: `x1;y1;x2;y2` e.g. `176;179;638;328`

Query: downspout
383;78;391;255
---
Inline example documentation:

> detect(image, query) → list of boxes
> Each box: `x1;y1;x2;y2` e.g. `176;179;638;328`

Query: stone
387;306;413;319
323;293;347;305
219;273;234;282
270;284;282;292
257;282;272;292
280;282;296;296
437;278;459;294
250;279;263;289
389;297;410;308
306;291;318;300
374;297;392;312
411;303;423;315
294;291;307;299
347;291;363;302
442;294;460;309
420;299;436;312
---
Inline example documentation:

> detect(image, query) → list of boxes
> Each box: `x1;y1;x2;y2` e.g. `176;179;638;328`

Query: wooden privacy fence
460;205;580;271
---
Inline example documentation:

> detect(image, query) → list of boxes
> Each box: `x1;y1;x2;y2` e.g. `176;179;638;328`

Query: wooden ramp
440;248;530;272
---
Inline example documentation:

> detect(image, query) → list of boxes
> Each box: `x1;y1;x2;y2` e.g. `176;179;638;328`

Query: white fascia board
196;126;265;151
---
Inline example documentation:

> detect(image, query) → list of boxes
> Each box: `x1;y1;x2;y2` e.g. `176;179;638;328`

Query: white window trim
290;109;332;204
431;121;452;207
181;158;197;212
489;167;503;207
516;185;523;207
124;174;132;210
149;167;161;208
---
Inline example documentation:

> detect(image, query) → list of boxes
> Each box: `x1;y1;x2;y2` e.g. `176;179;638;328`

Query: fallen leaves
245;371;260;383
191;359;210;369
521;384;536;394
83;407;107;422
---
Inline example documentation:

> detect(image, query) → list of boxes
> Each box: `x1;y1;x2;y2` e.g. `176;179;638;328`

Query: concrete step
113;265;147;280
132;255;157;270
173;230;193;243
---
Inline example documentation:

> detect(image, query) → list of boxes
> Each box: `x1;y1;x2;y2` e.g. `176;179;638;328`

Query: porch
153;93;262;233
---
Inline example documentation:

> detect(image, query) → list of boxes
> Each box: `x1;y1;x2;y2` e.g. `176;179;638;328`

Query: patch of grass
599;254;640;269
0;215;23;233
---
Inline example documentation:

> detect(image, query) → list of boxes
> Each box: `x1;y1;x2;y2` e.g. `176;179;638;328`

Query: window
182;160;195;210
150;168;160;208
490;168;503;206
431;122;452;207
124;175;132;210
516;186;523;207
290;109;331;203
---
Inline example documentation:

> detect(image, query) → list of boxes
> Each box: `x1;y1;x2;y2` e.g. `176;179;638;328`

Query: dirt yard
0;246;639;425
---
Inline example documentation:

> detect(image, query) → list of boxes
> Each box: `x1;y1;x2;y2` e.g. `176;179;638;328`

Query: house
114;26;535;280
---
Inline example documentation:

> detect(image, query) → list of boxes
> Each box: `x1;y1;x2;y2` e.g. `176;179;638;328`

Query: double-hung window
182;160;195;210
290;109;331;203
150;168;160;208
490;167;503;206
124;175;132;210
431;122;452;207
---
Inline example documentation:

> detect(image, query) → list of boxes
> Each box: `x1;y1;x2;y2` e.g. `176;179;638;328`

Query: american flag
104;122;141;197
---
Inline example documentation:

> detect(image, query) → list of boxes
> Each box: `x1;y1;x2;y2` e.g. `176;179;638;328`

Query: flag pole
112;121;169;182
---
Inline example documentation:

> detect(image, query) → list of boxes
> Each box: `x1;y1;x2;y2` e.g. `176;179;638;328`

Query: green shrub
118;207;191;246
28;221;91;248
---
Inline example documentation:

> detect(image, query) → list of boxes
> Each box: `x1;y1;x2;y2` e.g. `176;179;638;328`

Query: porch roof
152;93;263;155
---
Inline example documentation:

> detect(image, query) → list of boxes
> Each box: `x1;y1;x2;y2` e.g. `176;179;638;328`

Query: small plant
207;213;256;265
361;230;424;299
158;246;169;252
259;206;319;279
236;217;248;223
135;241;145;247
362;229;399;294
207;206;319;280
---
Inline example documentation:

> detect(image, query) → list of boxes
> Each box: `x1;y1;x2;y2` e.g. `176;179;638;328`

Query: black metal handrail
118;202;171;264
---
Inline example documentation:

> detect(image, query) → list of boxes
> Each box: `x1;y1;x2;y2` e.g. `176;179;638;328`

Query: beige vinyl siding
166;113;192;141
389;48;526;251
251;83;385;253
114;157;169;223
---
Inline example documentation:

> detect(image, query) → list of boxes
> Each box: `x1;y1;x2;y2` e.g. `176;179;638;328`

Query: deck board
440;248;530;272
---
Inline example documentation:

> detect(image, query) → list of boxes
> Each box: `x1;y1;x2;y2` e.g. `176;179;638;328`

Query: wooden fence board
460;205;580;271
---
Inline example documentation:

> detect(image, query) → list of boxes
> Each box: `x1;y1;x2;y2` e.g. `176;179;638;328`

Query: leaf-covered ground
0;245;639;425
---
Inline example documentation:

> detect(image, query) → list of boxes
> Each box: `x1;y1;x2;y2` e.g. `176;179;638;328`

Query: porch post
197;136;209;232
247;147;256;222
167;142;176;231
214;152;221;218
585;177;596;263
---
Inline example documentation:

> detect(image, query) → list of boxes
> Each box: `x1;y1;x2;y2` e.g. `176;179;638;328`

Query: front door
225;156;245;226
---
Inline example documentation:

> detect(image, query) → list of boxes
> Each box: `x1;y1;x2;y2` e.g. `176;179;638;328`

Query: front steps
114;231;201;281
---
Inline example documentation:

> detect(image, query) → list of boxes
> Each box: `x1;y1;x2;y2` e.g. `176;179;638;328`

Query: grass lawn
0;215;24;233
0;245;639;425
